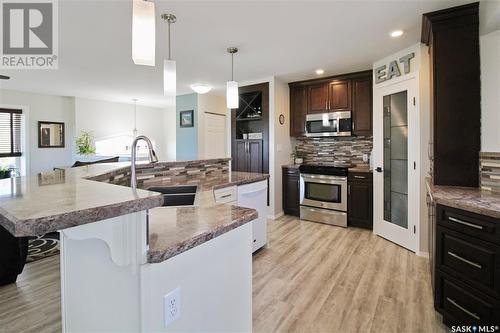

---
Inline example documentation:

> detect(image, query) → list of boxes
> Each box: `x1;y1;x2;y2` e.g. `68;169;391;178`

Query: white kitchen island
0;160;268;332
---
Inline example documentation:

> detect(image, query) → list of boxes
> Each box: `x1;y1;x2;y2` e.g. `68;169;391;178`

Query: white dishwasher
237;180;268;252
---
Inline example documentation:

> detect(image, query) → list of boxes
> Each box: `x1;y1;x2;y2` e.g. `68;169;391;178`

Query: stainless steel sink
148;186;198;207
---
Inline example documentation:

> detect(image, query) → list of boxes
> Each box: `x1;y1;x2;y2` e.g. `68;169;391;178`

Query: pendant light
226;47;239;109
132;99;138;138
162;13;176;97
132;0;155;66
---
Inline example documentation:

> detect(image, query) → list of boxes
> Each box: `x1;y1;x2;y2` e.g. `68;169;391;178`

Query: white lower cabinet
237;180;268;252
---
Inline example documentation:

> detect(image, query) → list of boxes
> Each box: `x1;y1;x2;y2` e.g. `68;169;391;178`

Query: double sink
148;185;199;207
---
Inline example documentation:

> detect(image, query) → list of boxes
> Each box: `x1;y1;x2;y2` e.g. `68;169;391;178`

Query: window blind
0;108;22;157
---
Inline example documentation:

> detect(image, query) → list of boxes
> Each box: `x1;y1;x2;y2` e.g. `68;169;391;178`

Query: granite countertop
349;165;372;173
0;159;269;263
426;178;500;219
0;163;163;237
145;171;269;263
282;164;300;169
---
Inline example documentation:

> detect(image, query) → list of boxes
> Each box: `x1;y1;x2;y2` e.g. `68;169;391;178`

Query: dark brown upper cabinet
329;80;351;110
288;70;372;137
352;77;373;136
422;2;480;187
289;86;308;136
308;83;329;113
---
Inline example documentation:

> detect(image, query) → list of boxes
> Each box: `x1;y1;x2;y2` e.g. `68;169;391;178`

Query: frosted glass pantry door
373;78;418;252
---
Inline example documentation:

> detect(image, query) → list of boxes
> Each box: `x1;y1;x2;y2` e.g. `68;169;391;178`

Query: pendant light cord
167;21;171;60
231;53;234;81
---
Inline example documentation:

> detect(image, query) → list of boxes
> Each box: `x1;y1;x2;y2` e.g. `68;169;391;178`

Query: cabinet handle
447;251;482;269
219;194;233;199
348;185;350;195
354;175;365;179
328;101;331;110
325;101;328;110
352;121;355;131
448;216;483;230
446;297;480;320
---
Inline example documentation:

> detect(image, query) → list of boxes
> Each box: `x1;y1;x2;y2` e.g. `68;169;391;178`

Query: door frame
373;74;419;253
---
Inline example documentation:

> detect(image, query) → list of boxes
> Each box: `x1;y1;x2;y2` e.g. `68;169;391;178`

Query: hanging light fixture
132;99;138;138
162;13;177;97
226;47;239;109
132;0;155;66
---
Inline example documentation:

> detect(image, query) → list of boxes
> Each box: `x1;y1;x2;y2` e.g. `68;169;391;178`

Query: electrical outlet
164;287;181;327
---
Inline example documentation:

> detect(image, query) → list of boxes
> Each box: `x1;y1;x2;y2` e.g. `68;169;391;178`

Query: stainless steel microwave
304;111;352;137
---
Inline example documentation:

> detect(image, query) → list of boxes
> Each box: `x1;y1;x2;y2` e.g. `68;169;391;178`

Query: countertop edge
10;194;164;237
212;174;269;190
148;207;258;263
425;178;500;219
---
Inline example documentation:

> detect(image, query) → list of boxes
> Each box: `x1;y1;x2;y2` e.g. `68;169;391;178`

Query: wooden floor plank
0;215;446;333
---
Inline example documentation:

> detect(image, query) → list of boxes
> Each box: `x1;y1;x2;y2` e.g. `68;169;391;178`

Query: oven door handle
301;178;342;185
301;174;347;181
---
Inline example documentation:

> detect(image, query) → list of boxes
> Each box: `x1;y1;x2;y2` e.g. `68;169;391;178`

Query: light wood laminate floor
253;215;446;333
0;215;446;332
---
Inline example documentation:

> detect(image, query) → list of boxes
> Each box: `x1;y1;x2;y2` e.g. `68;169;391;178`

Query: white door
204;113;226;158
373;77;418;252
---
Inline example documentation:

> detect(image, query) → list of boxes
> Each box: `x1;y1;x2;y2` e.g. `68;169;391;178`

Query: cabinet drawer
213;186;237;203
437;226;500;298
282;167;300;176
436;205;500;245
348;171;372;183
435;271;500;326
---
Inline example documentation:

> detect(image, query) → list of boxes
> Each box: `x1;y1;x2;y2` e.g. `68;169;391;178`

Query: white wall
75;97;170;161
0;89;75;174
480;29;500;152
270;77;292;218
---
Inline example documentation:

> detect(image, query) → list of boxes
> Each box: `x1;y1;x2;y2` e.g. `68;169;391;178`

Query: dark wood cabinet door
290;86;307;136
348;173;373;229
352;77;372;136
423;3;480;187
282;168;300;216
234;140;248;172
329;80;351;110
248;140;263;173
308;84;329;113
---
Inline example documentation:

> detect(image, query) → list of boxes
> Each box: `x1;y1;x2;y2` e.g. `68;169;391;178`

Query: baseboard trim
417;251;429;258
267;211;284;220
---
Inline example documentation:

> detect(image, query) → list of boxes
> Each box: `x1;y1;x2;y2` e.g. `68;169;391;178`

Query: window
0;108;22;157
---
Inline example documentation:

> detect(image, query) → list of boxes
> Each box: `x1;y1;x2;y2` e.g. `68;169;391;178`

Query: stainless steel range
299;164;348;227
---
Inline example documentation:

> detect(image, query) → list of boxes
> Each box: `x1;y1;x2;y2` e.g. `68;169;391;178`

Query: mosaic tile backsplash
88;158;231;189
480;152;500;193
295;136;373;166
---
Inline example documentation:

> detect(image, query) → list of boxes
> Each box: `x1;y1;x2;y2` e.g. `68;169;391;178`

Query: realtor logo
1;0;58;69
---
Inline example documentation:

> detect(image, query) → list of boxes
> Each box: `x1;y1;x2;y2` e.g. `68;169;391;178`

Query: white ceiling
1;0;497;108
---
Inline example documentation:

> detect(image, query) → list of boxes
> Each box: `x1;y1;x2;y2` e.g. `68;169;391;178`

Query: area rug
26;232;60;263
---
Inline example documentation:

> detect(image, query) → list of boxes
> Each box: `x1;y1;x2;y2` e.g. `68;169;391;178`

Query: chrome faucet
130;135;159;189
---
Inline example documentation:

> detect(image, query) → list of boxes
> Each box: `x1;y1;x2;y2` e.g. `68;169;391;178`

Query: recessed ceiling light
315;69;325;75
390;30;404;38
190;83;212;94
